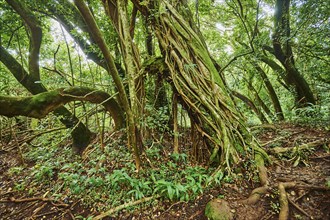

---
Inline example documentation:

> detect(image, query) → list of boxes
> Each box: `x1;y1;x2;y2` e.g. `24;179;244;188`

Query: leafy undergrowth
0;123;330;219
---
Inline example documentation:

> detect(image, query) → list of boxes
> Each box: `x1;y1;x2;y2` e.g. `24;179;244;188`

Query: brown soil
0;123;329;219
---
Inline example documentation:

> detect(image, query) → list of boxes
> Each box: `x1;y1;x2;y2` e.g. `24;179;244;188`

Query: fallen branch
4;127;66;151
261;130;306;147
0;196;69;207
92;195;159;220
288;197;311;218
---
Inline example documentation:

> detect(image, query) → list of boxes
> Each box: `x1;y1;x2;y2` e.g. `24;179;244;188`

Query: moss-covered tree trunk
273;0;315;107
133;1;267;169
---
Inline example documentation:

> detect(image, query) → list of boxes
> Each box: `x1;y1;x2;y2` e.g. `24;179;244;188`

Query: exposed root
269;138;328;154
278;182;296;220
240;153;269;205
240;185;269;205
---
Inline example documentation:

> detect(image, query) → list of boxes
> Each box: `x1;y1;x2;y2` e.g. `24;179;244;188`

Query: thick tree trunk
134;1;268;168
272;0;315;107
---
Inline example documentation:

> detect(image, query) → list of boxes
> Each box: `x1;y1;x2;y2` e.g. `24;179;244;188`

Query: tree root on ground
269;138;328;155
277;182;330;220
240;153;269;205
278;182;296;220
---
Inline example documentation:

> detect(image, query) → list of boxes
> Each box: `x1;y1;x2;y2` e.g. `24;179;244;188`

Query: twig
0;190;17;197
6;201;38;219
92;195;159;220
34;209;60;218
4;127;66;151
294;190;309;202
163;200;186;213
33;202;47;214
288;197;311;218
188;209;203;219
0;196;69;207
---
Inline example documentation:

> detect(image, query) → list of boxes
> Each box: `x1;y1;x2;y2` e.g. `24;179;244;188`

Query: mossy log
0;87;125;130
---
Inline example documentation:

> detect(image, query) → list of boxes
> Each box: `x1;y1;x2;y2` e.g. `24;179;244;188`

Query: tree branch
0;87;125;130
5;0;42;80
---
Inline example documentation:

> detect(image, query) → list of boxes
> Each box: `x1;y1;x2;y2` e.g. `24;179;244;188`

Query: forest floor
0;122;329;220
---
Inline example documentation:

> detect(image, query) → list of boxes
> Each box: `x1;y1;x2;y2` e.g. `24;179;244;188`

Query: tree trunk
253;63;284;120
134;1;267;168
272;0;315;107
232;91;269;123
172;93;179;154
74;0;141;170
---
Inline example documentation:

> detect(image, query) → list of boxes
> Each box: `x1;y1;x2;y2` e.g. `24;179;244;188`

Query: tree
129;0;267;168
0;0;96;153
271;0;316;107
0;0;271;171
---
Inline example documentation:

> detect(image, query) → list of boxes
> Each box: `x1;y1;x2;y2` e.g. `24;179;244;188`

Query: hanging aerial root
240;153;269;205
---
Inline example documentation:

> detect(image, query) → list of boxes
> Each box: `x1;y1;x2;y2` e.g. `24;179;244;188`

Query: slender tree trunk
246;80;273;119
232;91;269;123
74;0;141;170
116;0;142;169
172;93;179;153
253;63;284;120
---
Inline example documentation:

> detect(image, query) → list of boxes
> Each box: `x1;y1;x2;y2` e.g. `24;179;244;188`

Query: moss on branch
0;87;125;130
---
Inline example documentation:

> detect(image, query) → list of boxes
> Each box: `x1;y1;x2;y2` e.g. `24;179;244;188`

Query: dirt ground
0;123;329;219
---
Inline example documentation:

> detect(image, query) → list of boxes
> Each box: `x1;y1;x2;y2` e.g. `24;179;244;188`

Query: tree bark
0;46;94;152
132;1;268;168
5;0;42;80
253;63;284;120
272;0;315;106
0;87;125;130
74;0;141;170
232;91;269;123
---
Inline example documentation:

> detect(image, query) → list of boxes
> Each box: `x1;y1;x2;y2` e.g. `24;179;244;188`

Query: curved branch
5;0;42;80
0;87;125;130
